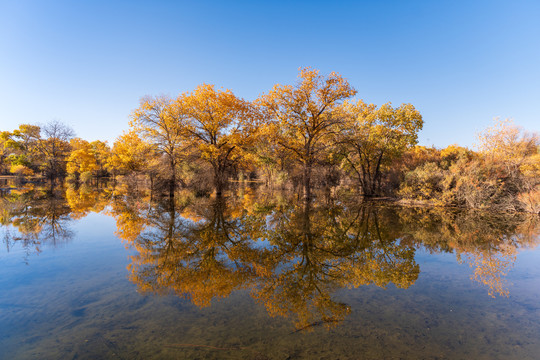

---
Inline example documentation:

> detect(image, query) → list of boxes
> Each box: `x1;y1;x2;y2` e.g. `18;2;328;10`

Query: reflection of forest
108;186;540;329
119;188;421;329
0;184;111;259
1;189;74;261
1;185;539;327
399;208;540;297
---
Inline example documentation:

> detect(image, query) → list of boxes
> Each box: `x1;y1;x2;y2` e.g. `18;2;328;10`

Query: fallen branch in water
290;318;342;334
165;343;247;351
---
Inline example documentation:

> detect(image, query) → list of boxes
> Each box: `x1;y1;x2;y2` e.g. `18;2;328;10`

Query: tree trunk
169;157;176;198
214;165;224;196
303;162;312;200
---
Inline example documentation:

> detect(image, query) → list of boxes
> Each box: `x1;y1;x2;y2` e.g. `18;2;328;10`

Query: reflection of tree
35;197;73;246
124;189;420;330
253;197;419;329
4;184;535;326
65;184;110;219
126;194;263;307
400;208;540;297
106;186;152;243
253;199;354;329
0;191;74;261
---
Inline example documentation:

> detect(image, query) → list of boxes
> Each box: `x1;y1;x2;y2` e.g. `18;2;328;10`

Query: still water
1;184;539;359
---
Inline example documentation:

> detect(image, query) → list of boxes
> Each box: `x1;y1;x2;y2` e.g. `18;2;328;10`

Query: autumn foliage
1;69;538;212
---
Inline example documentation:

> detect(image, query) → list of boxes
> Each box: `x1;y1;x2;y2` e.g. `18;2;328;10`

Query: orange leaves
260;67;356;128
127;84;260;190
342;100;423;150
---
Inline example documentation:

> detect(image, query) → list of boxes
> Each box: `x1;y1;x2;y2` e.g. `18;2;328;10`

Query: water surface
1;185;539;359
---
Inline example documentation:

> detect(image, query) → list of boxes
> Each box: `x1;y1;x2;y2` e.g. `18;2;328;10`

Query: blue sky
1;0;539;147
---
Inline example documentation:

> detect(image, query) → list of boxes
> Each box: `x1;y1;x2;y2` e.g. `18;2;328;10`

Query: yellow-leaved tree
90;140;111;177
179;84;258;194
66;138;98;181
340;101;423;196
476;118;539;212
257;67;356;199
2;124;41;176
107;130;154;176
130;95;188;194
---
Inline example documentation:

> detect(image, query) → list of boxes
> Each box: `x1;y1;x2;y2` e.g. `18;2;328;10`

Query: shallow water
1;186;539;359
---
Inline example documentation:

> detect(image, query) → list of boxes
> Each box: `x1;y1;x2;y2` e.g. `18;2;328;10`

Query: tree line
1;68;538;212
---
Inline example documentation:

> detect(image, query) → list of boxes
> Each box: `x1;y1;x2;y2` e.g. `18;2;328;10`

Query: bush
399;162;444;202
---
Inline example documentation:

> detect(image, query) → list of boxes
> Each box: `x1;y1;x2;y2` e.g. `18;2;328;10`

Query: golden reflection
65;184;111;219
1;185;538;326
126;193;264;307
120;188;539;328
400;208;540;297
105;185;152;243
122;190;422;329
251;198;420;329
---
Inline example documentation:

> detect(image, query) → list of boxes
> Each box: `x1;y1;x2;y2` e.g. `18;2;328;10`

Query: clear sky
1;0;539;147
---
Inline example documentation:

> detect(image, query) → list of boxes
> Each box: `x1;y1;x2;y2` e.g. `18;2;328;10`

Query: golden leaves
66;138;99;175
257;68;356;170
108;131;154;173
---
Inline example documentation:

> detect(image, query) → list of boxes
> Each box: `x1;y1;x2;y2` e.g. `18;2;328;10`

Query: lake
1;184;539;359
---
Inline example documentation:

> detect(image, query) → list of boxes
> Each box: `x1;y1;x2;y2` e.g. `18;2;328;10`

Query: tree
66;138;98;181
252;132;294;188
35;121;75;189
339;101;423;196
107;130;153;175
477;118;537;163
131;96;188;194
1;124;41;175
180;84;258;194
0;131;10;173
90;140;111;177
257;67;356;199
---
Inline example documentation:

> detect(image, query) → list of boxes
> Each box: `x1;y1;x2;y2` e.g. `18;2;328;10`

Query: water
1;185;539;359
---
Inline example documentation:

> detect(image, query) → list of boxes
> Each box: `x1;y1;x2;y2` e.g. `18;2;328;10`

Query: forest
1;68;539;213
